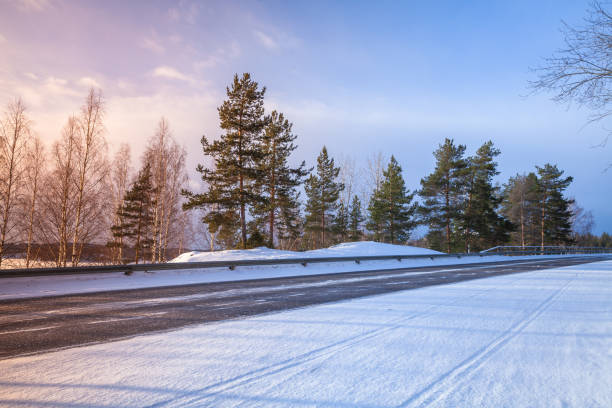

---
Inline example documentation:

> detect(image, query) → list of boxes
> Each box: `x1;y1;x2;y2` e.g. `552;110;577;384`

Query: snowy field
1;260;611;407
0;241;605;300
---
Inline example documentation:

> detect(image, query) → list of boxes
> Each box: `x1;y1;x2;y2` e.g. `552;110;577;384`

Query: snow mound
170;247;298;263
170;241;442;263
306;241;441;257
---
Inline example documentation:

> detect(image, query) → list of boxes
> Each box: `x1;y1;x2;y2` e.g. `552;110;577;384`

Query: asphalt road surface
0;256;607;360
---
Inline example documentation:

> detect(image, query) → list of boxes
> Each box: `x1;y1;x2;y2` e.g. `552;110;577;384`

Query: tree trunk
445;178;451;254
520;200;525;249
25;163;40;268
540;192;546;252
238;129;247;249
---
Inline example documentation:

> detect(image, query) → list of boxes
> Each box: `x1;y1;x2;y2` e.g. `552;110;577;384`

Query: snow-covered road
1;260;611;407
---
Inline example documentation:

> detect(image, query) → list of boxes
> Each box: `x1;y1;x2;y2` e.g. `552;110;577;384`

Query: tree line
1;73;607;268
181;73;602;253
0;89;192;267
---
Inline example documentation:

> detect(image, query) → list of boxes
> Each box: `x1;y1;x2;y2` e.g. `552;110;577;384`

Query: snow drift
170;241;442;263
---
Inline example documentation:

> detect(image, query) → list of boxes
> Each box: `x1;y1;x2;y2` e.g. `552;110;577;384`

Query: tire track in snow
395;272;577;408
144;275;529;408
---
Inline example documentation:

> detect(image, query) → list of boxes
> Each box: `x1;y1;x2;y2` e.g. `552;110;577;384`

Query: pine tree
462;141;511;252
250;111;308;247
183;73;267;249
304;146;344;248
536;164;574;248
348;195;364;241
418;139;467;253
332;201;349;242
366;156;417;244
502;172;540;247
111;163;156;264
600;232;612;248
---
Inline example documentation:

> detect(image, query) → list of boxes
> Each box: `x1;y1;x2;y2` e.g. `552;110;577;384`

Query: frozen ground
1;241;605;300
1;260;610;407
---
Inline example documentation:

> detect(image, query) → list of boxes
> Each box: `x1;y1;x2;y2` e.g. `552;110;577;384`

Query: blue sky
1;0;610;233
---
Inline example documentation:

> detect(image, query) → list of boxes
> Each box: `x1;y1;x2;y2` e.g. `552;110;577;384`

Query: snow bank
171;241;441;263
2;260;610;407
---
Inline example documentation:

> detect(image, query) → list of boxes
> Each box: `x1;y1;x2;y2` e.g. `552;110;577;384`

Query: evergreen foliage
348;195;364;241
250;111;309;247
366;156;417;244
332;201;349;242
536;163;574;247
418;139;467;253
111;163;156;263
182;73;267;249
304;146;344;248
461;141;511;252
502;172;540;247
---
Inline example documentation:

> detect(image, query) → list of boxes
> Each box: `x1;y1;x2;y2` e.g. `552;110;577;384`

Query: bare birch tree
42;117;79;266
145;118;189;262
531;2;612;123
0;99;31;266
22;135;46;267
70;88;109;266
108;143;132;263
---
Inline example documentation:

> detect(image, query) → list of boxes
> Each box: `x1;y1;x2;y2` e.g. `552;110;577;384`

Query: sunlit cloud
24;72;38;80
194;55;224;69
0;33;6;44
167;2;199;25
152;66;192;82
141;36;165;54
78;77;101;88
14;0;52;12
254;30;279;51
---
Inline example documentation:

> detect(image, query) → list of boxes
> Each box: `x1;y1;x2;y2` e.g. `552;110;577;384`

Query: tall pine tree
250;111;308;247
461;141;511;252
111;163;156;264
536;164;574;248
367;156;417;244
304;146;344;248
502;172;540;247
418;138;467;253
183;73;267;249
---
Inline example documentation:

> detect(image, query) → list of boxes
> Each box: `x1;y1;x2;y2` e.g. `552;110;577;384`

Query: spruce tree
536;164;574;248
418;139;467;253
367;156;417;244
348;195;364;241
183;73;267;249
250;111;308;247
462;141;511;252
111;163;156;264
304;146;344;248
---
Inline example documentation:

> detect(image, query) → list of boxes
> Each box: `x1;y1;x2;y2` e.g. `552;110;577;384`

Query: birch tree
43;117;78;266
145;118;188;262
0;99;31;266
70;88;109;266
108;144;132;263
22;135;45;267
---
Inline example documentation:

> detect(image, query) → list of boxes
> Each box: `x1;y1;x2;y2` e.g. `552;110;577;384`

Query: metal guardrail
1;247;610;278
0;252;487;278
480;246;612;256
